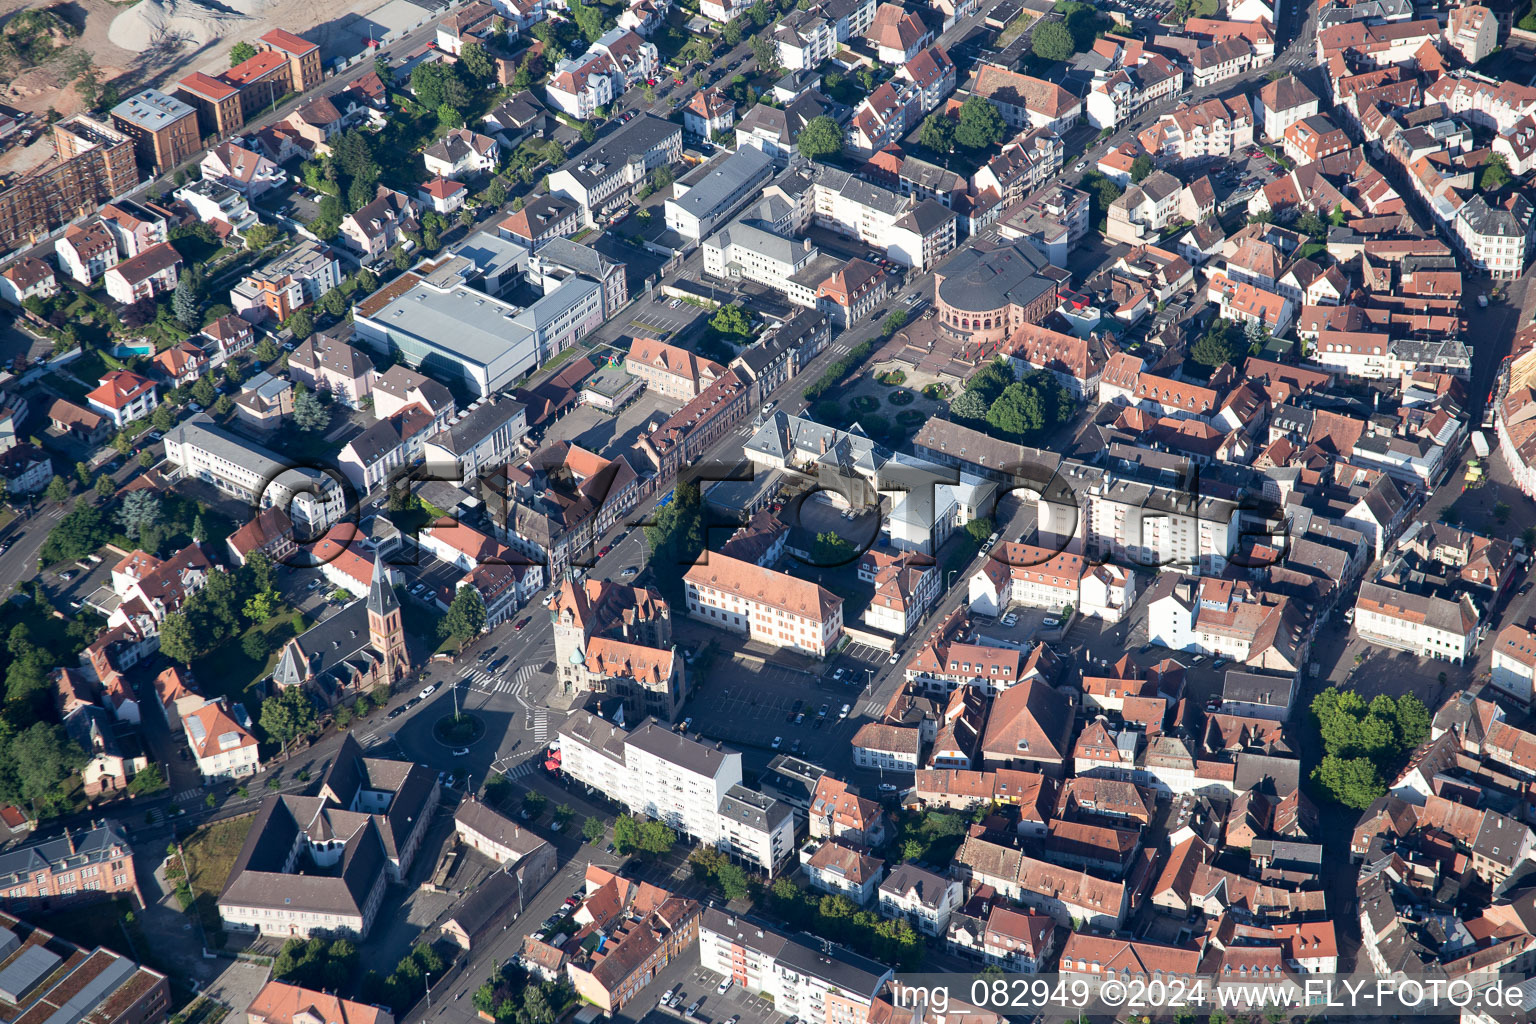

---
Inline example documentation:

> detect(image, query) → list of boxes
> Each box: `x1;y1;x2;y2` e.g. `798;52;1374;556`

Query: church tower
367;553;409;683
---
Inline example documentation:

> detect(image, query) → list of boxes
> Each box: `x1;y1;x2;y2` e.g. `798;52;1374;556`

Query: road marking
173;788;201;803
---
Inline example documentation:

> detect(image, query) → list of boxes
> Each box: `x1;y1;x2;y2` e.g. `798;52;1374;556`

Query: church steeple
368;552;400;618
367;553;408;683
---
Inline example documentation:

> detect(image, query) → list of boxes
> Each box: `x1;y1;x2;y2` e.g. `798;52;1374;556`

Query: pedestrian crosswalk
862;700;884;716
462;662;543;695
532;709;549;742
501;759;538;780
173;788;201;804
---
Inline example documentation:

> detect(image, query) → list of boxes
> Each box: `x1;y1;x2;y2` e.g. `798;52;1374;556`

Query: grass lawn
182;814;256;938
190;609;304;706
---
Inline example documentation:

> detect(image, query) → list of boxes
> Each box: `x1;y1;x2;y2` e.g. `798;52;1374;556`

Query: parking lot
685;652;867;760
648;966;795;1024
626;296;705;340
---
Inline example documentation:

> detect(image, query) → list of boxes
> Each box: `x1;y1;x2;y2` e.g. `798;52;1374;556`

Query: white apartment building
1255;74;1319;143
703;221;822;308
56;222;119;284
1454;194;1534;281
717;785;797;876
878;864;962;936
968;542;1088;618
1491;624;1536;704
665;146;777;241
558;712;795;873
1425;73;1536;135
560;712;740;845
1144;96;1254;161
165;414;345;531
699;909;893;1024
684;553;844;657
548;115;682;225
1354;581;1479;663
809;167;955;269
1038;462;1241;575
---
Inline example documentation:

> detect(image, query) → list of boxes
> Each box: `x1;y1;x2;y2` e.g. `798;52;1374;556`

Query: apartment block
110;90;200;173
231;239;342;323
558;713;794;873
698;909;893;1024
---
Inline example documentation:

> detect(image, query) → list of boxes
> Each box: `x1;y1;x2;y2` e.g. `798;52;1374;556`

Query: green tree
955;95;1005;149
437;102;464;131
613;813;641;853
580;121;596;143
442;586;488;646
244;588;279;623
581;816;605;842
1031;19;1075;61
260;686;319;748
881;309;908;335
319;288;347;319
94;475;115;499
172;270;200;328
570;0;605;42
486;177;507;208
293;387;330;432
229;42;257;66
44;475;69;503
10;724;86;811
797;115;843;162
117;489;162;541
245;225;282;251
919;113;956;154
964;517;995;546
192;376;217;407
241;629;271;661
637;819;677;856
710;304;753;337
1481;153;1511;192
460;41;493;80
750;34;779;77
285;308;315;341
255;337;281;362
812;530;856;566
1130;153;1154;183
1192;319;1241;368
73;461;91;488
986;382;1044;439
723;19;743;45
1311;755;1384;810
151;404;176;432
717;862;750;900
949;388;989;423
374;55;393;84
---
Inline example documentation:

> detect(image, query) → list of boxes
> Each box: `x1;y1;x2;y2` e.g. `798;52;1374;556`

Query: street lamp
425;972;433;1009
947;569;957;591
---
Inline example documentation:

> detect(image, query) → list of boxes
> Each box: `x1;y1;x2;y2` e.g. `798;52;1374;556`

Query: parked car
838;704;849;719
686;1001;702;1018
717;979;733;996
1001;613;1018;627
772;736;782;749
418;684;437;699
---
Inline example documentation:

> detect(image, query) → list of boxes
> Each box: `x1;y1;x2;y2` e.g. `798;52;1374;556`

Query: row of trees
762;876;924;970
